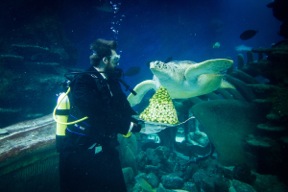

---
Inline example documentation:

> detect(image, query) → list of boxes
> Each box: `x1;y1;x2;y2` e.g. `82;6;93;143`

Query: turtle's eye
154;61;169;70
155;61;162;67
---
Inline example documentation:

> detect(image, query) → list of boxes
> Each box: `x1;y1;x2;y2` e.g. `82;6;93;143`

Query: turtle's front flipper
185;58;233;80
127;80;157;107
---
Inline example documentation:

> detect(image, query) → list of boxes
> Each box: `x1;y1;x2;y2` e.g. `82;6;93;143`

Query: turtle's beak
149;61;155;69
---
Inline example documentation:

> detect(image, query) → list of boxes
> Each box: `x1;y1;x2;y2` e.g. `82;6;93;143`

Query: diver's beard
105;65;122;79
104;65;116;78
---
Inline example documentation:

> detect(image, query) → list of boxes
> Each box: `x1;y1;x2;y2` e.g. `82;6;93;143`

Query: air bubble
109;1;125;40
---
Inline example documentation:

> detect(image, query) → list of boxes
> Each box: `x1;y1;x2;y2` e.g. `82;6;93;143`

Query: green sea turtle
128;58;233;106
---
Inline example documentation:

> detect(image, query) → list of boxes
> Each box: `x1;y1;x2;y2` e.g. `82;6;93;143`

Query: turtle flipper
127;80;157;107
185;58;233;81
195;74;224;95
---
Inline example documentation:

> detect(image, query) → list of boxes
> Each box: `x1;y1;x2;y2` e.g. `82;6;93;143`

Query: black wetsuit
59;67;136;192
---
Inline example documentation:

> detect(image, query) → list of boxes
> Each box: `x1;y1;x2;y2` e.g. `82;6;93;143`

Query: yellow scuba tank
55;91;70;136
53;87;88;136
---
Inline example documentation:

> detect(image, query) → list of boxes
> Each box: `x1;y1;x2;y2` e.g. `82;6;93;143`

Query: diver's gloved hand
129;122;143;133
140;123;166;134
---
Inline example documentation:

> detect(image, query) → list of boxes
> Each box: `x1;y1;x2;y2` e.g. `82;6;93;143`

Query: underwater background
1;0;288;192
0;0;283;126
61;0;282;86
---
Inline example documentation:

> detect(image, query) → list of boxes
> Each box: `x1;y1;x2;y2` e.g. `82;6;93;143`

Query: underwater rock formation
0;42;74;128
0;5;77;127
267;0;288;38
0;115;59;192
133;146;288;192
188;43;288;188
117;134;139;174
191;100;265;167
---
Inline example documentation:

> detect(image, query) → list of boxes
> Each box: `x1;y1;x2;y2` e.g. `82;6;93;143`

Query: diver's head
90;39;120;71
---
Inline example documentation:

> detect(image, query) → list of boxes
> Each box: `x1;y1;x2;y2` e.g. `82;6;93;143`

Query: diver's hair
90;39;117;66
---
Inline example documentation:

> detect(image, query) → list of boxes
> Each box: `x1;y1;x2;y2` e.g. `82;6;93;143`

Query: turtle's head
150;60;167;69
149;61;171;79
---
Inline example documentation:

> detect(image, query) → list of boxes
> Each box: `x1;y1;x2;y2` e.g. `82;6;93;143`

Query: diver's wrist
129;122;142;133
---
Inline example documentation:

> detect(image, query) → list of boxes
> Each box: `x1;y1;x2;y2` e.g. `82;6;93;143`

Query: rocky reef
0;43;72;127
0;8;78;128
0;115;59;192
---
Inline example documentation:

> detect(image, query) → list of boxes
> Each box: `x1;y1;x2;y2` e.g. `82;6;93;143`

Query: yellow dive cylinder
53;87;88;138
55;92;70;136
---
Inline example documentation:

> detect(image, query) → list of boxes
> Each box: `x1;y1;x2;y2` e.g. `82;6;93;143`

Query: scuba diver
54;38;164;192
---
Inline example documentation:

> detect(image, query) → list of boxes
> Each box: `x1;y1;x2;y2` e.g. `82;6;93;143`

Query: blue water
59;0;282;86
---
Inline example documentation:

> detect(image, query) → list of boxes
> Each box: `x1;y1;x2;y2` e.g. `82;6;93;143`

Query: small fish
123;66;141;76
235;44;252;52
240;30;258;40
212;42;221;49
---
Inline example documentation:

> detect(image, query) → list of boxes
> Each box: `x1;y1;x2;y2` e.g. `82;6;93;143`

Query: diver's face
106;50;120;70
89;51;98;66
